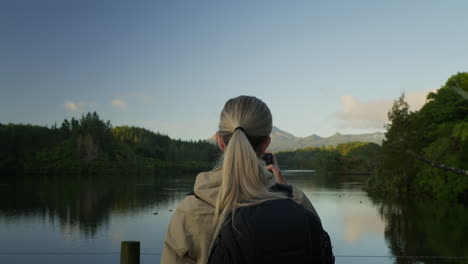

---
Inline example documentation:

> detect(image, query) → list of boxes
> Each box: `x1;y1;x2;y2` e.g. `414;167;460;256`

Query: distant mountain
207;127;385;152
270;127;301;152
269;129;385;152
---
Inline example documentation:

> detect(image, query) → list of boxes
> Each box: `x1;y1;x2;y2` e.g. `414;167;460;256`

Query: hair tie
234;126;245;133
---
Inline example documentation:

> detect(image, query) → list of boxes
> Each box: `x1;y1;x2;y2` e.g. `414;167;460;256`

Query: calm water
0;171;467;264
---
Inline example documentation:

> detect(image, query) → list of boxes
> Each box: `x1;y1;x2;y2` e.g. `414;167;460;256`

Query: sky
1;0;467;140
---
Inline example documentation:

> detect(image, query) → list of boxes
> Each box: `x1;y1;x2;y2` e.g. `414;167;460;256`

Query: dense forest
0;112;220;178
368;72;468;202
275;141;382;173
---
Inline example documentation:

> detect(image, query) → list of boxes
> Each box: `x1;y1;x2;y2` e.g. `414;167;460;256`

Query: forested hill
0;113;220;177
275;141;382;173
368;72;468;202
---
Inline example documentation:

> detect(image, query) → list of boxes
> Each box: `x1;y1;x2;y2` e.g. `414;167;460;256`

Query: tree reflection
0;173;195;238
369;194;468;264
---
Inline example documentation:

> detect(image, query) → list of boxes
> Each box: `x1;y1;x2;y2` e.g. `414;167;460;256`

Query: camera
262;153;274;165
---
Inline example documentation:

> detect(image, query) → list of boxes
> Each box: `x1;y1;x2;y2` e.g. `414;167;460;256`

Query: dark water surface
1;171;467;264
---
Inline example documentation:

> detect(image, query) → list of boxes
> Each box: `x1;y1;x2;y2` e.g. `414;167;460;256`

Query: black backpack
187;184;335;264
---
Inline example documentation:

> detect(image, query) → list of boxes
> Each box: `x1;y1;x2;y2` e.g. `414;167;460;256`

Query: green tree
380;94;419;191
372;72;468;201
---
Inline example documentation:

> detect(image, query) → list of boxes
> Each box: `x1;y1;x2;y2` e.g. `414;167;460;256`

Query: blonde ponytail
212;96;286;243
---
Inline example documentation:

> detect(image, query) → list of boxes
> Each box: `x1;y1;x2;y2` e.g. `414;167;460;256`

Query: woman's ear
259;136;271;154
216;132;226;151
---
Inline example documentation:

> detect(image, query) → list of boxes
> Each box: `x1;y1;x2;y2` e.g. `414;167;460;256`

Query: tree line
0;112;220;177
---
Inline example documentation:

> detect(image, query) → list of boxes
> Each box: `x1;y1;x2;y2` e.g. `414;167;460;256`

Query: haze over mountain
208;126;385;152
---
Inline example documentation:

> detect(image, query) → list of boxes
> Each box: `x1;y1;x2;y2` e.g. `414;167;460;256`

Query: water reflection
1;172;467;264
342;208;385;244
0;173;195;239
286;174;388;263
368;194;468;264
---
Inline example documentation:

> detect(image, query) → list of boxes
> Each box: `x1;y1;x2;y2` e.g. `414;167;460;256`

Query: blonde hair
212;96;286;242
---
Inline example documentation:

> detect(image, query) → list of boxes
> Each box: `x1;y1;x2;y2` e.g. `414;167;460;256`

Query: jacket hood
193;168;277;206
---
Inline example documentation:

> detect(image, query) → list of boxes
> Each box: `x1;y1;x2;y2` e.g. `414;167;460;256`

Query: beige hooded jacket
160;168;319;264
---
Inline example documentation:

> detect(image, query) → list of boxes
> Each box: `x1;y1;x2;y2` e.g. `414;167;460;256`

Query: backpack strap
270;183;293;197
187;183;293;200
186;190;211;205
186;190;198;198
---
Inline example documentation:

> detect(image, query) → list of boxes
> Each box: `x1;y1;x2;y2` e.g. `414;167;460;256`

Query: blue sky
1;0;467;140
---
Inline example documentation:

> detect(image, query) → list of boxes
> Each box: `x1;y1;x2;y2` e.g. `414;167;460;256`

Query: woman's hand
265;151;288;185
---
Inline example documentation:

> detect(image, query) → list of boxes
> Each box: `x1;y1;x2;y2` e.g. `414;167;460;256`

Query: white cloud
334;89;435;129
405;90;435;110
111;99;128;110
63;101;96;114
64;101;80;112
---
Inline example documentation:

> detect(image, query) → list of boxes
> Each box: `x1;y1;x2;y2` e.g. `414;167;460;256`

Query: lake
1;171;467;264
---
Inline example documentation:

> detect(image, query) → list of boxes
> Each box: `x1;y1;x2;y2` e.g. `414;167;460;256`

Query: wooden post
120;241;140;264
